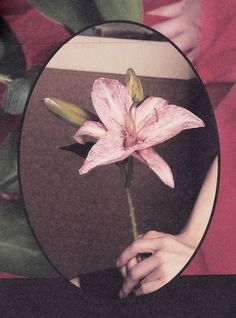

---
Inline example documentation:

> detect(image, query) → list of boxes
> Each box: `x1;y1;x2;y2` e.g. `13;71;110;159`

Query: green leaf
43;97;98;127
95;0;142;23
2;65;42;116
0;37;4;60
0;128;19;193
0;17;26;78
3;179;19;194
29;0;142;33
0;200;59;277
25;64;42;83
2;78;30;115
29;0;102;32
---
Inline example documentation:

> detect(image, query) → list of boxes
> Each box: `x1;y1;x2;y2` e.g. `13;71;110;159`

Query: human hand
116;230;196;298
146;0;201;60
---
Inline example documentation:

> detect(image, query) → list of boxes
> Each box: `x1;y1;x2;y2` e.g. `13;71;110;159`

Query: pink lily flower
73;78;204;188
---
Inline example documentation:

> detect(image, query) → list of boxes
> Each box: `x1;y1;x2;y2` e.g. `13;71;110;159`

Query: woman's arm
179;156;218;246
117;156;218;297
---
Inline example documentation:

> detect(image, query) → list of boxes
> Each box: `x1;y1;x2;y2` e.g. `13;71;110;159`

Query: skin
117;156;218;297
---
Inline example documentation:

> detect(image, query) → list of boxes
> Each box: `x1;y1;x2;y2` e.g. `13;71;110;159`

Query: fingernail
116;259;120;267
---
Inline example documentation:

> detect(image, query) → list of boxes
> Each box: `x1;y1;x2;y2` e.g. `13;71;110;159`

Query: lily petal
73;120;107;144
138;103;205;149
132;151;146;163
137;148;175;188
92;78;132;131
136;96;168;129
79;132;137;175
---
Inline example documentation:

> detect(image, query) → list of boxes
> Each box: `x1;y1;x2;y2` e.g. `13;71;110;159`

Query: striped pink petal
136;96;168;130
132;151;146;163
73;120;107;144
79;132;137;175
138;103;205;150
92;78;132;131
137;148;175;188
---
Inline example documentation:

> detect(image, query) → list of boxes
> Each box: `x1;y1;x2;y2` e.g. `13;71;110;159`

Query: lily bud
125;68;144;103
43;97;98;127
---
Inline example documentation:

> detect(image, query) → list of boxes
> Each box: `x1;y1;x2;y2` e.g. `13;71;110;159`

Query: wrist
177;230;200;249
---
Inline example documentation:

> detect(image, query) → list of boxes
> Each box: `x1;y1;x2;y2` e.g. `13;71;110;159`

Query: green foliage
0;200;59;277
0;115;58;278
2;65;42;116
0;17;26;78
0;65;42;195
0;37;4;60
95;0;142;23
2;78;31;115
29;0;142;33
0;128;19;194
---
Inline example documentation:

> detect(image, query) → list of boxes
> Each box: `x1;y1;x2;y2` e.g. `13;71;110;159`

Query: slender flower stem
125;187;138;241
119;160;141;263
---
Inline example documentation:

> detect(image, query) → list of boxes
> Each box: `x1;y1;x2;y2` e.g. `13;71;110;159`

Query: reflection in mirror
20;22;219;298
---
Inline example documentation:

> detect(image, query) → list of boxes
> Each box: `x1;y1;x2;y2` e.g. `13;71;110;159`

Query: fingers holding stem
117;231;196;298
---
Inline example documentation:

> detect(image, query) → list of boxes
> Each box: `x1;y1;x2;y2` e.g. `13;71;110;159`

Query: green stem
125;187;138;241
124;186;141;263
118;160;141;263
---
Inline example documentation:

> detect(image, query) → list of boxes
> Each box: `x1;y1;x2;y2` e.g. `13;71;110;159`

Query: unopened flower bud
125;68;144;103
43;97;98;127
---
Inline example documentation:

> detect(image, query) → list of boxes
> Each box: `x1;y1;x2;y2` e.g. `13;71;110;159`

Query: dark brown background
19;69;218;278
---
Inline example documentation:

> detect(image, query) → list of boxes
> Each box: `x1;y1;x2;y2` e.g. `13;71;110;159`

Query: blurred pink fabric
143;0;236;275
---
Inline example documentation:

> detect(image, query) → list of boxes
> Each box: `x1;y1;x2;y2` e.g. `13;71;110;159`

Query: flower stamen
112;118;123;129
128;102;137;134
